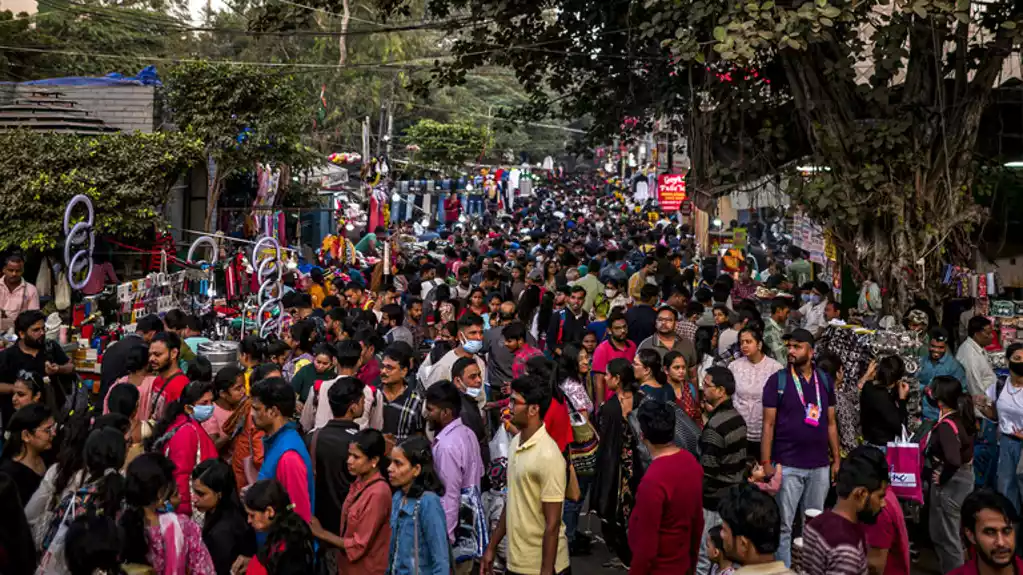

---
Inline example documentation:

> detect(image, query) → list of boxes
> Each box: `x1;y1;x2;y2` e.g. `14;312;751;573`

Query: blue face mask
462;338;483;355
159;500;174;514
465;386;482;399
192;404;215;423
801;294;812;303
809;294;822;305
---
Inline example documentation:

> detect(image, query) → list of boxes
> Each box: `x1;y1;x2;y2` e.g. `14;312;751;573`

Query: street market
4;1;1023;575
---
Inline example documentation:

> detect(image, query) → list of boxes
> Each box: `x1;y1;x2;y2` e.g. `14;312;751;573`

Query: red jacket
444;196;461;223
162;414;218;515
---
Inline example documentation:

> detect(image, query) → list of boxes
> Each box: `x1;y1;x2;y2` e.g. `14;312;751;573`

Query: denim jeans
469;194;485;216
696;508;722;575
930;465;974;574
563;475;592;544
776;465;830;568
997;435;1022;513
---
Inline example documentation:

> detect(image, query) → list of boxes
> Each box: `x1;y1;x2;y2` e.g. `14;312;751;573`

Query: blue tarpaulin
18;65;161;87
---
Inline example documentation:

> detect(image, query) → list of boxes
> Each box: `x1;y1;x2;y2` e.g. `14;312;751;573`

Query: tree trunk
204;169;224;232
339;0;350;67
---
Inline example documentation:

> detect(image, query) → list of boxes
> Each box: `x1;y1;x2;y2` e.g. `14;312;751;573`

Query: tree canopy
375;0;1023;311
0;130;201;251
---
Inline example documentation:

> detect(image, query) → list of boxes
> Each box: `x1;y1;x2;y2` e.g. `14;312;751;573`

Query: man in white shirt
956;315;997;398
796;281;830;337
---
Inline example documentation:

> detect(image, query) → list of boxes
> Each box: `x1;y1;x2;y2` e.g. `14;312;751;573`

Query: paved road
553;511;942;575
566;512;625;575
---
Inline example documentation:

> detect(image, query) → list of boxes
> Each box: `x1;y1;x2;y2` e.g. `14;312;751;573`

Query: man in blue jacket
918;327;967;423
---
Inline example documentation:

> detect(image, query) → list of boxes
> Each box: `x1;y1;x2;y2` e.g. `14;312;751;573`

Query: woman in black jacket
592;357;647;568
859;355;909;450
191;459;256;575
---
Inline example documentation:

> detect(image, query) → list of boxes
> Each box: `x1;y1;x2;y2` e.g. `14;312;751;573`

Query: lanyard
789;365;820;408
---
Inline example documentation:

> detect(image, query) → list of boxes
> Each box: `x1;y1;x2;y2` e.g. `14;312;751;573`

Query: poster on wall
792;211;826;264
657;174;687;211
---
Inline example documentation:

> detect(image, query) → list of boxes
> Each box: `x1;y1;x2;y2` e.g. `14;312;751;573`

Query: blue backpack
776;368;832;401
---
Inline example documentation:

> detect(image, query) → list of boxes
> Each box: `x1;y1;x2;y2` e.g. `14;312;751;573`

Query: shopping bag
887;426;924;504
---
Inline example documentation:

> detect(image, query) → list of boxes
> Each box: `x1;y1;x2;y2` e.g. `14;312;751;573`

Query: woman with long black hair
0;403;55;504
859;354;909;450
242;480;314;575
386;436;450;575
633;348;671;403
282;320;318;384
927;375;977;573
33;426;126;575
25;410;90;543
191;459;256;575
555;342;598;551
592;357;648;568
239;336;268;394
120;452;215;575
693;325;718;390
148;381;218;516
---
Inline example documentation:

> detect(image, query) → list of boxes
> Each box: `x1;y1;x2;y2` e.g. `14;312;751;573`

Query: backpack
776;368;832;401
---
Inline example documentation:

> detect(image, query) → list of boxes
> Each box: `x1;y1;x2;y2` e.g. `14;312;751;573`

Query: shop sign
657;174;687;211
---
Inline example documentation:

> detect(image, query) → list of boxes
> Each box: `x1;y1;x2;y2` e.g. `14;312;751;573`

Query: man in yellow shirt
481;376;571;575
629;256;659;301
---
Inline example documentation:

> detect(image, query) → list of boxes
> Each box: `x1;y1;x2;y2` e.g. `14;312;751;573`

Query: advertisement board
657;174;687;211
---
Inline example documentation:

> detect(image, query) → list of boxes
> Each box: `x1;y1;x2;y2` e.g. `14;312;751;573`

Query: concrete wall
11;84;155;133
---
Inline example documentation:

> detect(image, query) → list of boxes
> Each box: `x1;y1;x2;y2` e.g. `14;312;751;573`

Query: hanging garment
35;256;53;298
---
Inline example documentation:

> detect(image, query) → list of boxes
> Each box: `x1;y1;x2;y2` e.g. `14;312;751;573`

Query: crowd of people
0;176;1021;575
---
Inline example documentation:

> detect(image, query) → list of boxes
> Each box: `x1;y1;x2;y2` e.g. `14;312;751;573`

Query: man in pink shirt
592;311;637;405
0;255;39;332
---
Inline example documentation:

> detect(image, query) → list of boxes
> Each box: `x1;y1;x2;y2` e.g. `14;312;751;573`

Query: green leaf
713;26;727;41
912;4;928;18
820;17;833;26
1001;20;1018;29
762;0;775;9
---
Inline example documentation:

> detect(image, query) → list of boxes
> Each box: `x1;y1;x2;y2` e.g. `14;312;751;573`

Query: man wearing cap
917;327;966;424
760;328;841;568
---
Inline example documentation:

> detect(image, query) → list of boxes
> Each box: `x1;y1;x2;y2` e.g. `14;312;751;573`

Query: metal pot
197;340;240;375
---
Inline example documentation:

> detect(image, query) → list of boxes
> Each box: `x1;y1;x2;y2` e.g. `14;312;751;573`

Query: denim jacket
918;351;967;421
387;491;450;575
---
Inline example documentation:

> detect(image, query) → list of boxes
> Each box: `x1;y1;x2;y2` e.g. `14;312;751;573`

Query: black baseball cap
782;328;815;346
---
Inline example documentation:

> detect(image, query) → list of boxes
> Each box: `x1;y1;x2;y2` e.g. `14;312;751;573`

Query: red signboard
657;174;688;211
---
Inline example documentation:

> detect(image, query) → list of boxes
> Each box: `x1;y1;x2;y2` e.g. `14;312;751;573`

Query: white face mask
465;386;482;399
605;288;617;298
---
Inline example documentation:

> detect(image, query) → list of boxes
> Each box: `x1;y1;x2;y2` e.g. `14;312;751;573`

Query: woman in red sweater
149;381;218;516
309;429;392;575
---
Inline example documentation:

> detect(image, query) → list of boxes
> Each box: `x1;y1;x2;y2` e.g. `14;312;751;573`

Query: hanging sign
657;174;688;211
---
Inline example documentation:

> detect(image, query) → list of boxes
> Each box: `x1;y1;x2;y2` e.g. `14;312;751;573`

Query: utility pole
378;71;400;158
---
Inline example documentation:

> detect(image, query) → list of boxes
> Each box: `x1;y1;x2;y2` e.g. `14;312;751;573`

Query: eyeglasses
655;318;674;324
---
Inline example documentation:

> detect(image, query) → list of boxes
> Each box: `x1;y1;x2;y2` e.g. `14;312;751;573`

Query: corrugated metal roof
0;89;118;135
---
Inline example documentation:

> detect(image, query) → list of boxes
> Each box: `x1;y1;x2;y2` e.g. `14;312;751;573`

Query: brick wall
12;84;155;133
